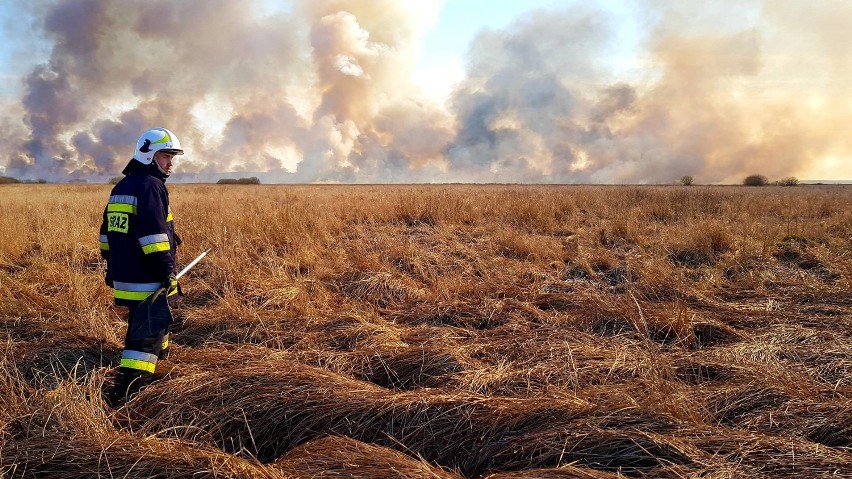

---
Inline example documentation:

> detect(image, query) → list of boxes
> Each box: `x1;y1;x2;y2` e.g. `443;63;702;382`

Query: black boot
107;368;153;407
158;332;171;360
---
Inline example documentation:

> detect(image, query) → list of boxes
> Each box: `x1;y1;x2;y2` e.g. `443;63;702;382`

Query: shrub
777;177;799;186
217;177;261;185
0;175;21;184
680;175;694;186
743;174;768;186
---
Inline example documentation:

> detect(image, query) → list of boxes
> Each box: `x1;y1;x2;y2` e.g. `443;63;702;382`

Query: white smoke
0;0;849;183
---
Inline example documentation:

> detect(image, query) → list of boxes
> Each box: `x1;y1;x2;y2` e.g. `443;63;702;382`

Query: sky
0;0;849;184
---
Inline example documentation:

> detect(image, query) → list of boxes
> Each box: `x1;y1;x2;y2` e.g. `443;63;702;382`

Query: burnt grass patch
692;321;743;347
353;346;470;390
706;385;792;427
586;316;638;337
673;358;740;384
391;302;511;330
18;343;119;389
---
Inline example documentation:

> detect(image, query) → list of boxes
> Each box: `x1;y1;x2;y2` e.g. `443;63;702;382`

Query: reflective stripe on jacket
99;162;178;307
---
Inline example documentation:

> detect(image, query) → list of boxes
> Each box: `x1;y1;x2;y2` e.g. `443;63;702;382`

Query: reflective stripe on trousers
119;304;169;374
120;350;157;373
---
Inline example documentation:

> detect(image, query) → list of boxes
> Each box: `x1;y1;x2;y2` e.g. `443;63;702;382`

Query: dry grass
1;184;850;478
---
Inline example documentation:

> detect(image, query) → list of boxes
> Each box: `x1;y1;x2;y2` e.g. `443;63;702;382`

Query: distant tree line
0;173;806;187
0;176;48;184
217;177;261;185
674;174;800;186
743;174;799;186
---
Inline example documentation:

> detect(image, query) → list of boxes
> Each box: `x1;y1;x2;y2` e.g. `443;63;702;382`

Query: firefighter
99;127;183;407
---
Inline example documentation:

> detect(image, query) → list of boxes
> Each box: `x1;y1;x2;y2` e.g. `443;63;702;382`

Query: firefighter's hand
162;273;178;294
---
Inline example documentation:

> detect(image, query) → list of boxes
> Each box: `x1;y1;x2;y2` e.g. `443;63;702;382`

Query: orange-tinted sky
0;0;849;183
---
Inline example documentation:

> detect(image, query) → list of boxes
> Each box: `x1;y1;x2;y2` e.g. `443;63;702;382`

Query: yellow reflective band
142;242;171;254
107;212;129;234
99;241;109;251
153;131;171;144
162;340;169;349
120;358;156;373
166;212;173;222
114;290;154;301
107;203;137;214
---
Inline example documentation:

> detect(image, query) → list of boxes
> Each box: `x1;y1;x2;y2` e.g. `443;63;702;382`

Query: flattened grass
1;184;850;478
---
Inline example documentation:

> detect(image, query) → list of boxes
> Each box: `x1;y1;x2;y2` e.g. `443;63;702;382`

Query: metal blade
176;248;211;280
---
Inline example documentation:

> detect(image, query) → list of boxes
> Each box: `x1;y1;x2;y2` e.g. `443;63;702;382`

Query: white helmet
132;127;184;164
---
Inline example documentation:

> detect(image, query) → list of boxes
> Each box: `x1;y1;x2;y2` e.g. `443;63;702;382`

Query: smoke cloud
1;0;849;183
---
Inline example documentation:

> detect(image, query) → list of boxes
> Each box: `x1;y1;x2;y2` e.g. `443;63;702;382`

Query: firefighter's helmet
132;127;184;165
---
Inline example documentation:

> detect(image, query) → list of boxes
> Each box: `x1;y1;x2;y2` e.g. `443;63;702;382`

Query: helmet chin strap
154;161;170;177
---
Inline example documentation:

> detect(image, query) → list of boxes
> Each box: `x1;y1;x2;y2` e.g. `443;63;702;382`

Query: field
0;184;850;478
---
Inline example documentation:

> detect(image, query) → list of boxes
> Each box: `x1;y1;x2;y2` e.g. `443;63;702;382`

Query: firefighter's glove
162;273;178;295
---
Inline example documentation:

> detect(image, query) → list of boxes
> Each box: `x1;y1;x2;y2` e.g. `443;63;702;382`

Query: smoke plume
1;0;849;183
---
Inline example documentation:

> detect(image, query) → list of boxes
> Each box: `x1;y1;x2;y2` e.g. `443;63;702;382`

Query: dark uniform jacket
99;160;180;307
